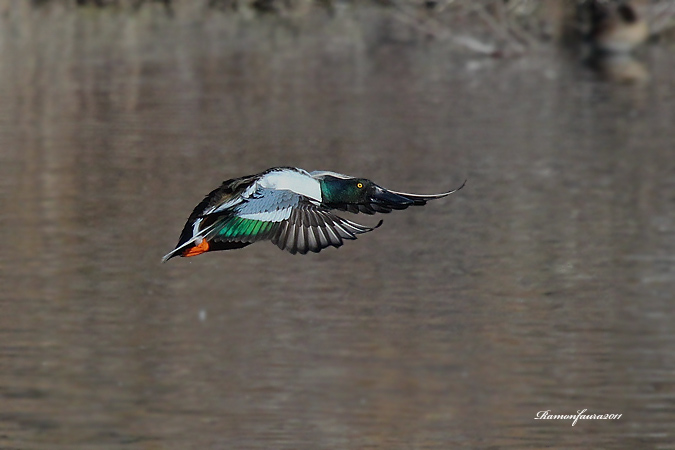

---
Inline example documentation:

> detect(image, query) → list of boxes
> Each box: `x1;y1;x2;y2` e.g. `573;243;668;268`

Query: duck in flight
162;167;465;261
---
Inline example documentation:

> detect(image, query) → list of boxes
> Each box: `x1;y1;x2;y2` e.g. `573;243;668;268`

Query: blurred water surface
1;5;674;450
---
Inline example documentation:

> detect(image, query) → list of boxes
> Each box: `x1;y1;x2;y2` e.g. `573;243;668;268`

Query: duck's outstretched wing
336;180;467;215
164;187;381;259
270;203;382;255
203;194;381;255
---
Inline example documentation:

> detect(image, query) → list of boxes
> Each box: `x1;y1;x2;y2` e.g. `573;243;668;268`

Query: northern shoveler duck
162;167;465;261
588;0;648;54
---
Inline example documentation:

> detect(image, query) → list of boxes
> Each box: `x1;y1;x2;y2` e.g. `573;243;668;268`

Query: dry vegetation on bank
10;0;675;56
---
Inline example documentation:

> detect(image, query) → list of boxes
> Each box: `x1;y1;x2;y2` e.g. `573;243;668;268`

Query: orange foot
182;239;210;257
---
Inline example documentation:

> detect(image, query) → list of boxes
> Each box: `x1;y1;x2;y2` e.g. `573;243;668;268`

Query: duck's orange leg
182;239;210;257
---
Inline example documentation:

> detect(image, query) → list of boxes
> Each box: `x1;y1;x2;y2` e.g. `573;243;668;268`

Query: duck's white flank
259;169;322;202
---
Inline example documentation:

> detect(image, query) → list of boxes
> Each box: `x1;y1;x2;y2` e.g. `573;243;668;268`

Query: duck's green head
318;175;415;209
319;176;372;205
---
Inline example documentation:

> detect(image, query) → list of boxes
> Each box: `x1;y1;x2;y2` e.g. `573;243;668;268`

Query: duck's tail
161;236;204;262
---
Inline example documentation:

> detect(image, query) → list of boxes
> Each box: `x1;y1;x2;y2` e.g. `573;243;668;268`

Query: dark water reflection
1;6;675;450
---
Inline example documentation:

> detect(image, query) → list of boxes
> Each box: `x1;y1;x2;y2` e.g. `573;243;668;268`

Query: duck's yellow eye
357;182;363;189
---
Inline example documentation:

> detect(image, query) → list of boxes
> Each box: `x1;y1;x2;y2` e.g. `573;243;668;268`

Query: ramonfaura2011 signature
535;409;622;426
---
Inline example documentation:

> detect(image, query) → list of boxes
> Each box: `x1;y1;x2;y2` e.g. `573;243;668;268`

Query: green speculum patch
218;218;272;238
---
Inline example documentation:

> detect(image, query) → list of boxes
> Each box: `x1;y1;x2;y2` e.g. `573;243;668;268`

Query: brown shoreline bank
5;1;674;57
